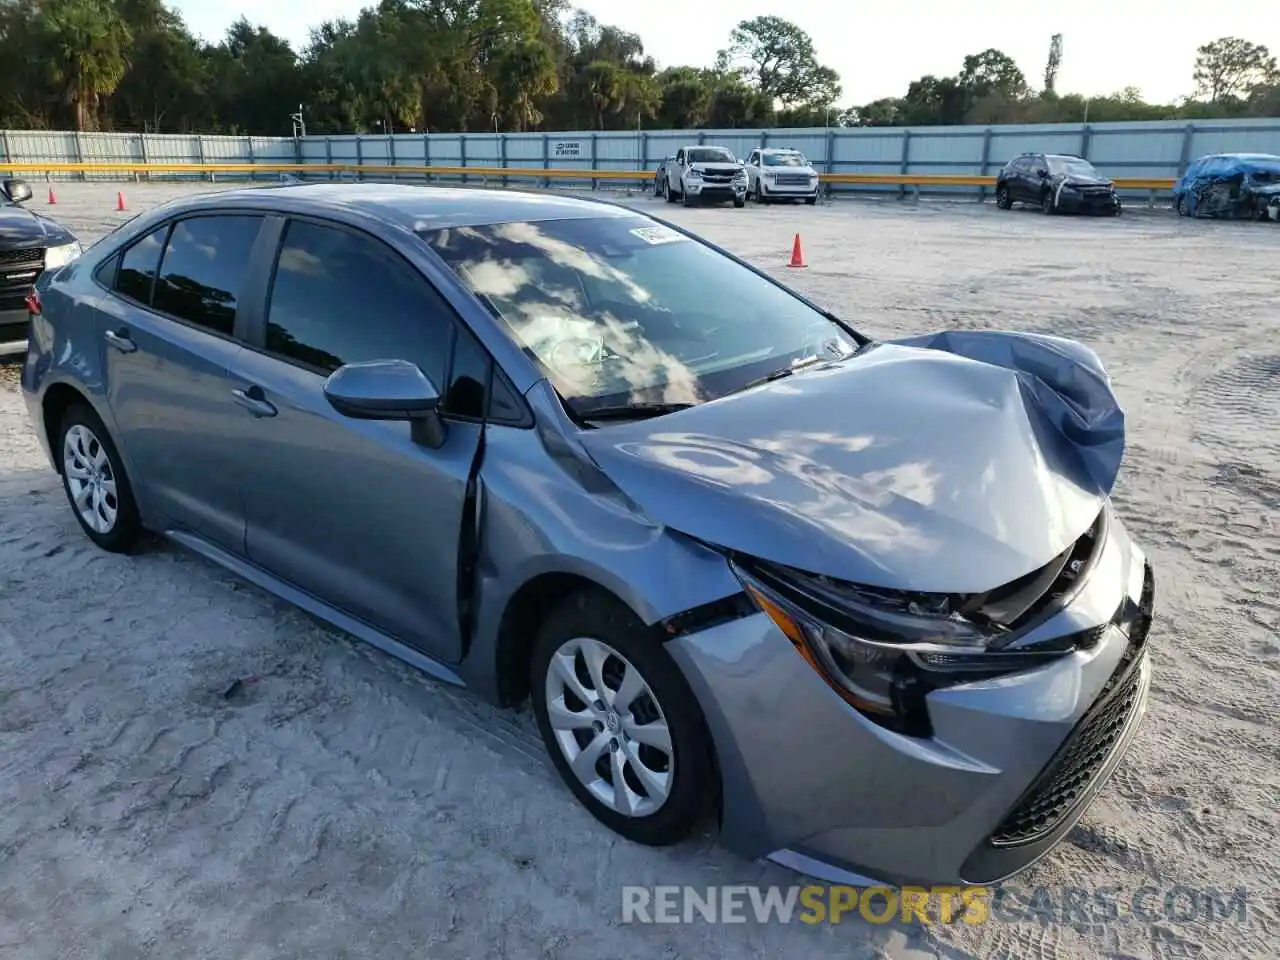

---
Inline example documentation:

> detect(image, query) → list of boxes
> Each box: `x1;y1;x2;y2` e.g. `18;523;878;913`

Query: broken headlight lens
732;558;1076;737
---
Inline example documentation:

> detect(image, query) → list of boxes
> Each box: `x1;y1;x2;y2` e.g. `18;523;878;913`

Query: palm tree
41;0;132;130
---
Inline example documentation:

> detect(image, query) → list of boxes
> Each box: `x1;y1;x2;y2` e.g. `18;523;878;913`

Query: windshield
420;216;859;417
687;148;734;164
1047;157;1098;177
763;153;807;167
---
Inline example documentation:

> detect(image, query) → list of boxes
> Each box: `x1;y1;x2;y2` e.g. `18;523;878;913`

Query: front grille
0;247;44;312
701;172;735;184
988;564;1153;847
775;173;812;186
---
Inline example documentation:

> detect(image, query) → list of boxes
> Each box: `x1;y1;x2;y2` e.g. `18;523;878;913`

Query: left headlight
731;557;1080;737
44;240;82;270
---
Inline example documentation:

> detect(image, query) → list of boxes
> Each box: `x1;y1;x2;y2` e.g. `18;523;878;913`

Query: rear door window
152;215;265;336
114;225;169;304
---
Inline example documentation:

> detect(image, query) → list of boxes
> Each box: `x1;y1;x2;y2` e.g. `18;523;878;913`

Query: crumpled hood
0;204;74;246
1057;173;1112;188
578;331;1126;593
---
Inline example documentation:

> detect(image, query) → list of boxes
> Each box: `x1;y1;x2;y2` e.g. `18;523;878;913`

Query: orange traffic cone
787;233;807;269
47;187;56;204
116;191;126;211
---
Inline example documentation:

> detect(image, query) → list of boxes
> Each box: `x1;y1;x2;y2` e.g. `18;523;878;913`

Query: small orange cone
47;187;56;204
787;232;807;269
116;191;126;211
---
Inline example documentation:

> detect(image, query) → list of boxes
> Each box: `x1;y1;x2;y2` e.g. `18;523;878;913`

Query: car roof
760;147;802;153
160;182;641;231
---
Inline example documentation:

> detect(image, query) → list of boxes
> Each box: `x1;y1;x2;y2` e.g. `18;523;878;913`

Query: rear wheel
57;403;141;553
529;589;717;846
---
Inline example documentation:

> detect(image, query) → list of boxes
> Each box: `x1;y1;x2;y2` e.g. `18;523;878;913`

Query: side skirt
164;528;468;688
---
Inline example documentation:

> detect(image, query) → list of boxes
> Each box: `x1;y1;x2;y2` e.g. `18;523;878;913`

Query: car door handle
104;329;136;353
231;386;277;418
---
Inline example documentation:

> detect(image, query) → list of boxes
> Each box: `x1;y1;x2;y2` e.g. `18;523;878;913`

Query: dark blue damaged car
20;183;1155;887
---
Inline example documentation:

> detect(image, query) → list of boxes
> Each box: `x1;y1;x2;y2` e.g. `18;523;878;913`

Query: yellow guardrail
0;161;1178;190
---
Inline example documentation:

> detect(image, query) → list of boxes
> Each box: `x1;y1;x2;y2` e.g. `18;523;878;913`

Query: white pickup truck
653;146;748;207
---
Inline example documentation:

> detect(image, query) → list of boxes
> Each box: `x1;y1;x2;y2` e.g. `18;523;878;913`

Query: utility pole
289;104;306;138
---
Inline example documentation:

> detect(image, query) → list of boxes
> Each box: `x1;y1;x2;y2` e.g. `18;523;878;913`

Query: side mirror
1037;168;1049;178
323;359;445;447
3;179;32;204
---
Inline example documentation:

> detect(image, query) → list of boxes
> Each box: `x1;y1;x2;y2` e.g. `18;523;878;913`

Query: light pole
289;104;306;138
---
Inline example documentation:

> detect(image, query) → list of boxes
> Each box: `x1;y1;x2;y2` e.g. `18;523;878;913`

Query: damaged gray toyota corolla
22;184;1153;888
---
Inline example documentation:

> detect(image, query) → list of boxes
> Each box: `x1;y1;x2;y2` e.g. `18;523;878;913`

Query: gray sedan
20;183;1154;887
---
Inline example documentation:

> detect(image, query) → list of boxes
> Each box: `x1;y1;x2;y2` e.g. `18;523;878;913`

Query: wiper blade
741;353;828;391
582;401;697;421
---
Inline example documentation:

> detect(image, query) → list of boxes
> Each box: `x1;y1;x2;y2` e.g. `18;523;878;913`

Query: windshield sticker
630;226;687;246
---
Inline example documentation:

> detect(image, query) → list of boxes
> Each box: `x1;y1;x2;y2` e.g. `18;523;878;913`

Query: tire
753;181;766;204
57;402;142;553
653;175;663;198
733;197;745;208
661;178;675;204
1041;191;1056;215
804;195;817;206
1175;195;1186;217
996;185;1012;210
683;190;695;207
529;588;717;847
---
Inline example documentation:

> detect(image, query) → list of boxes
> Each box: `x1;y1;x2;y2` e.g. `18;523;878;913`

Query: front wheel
1041;191;1056;215
58;403;142;553
996;185;1012;210
682;189;696;207
804;195;817;206
733;197;745;208
530;589;717;846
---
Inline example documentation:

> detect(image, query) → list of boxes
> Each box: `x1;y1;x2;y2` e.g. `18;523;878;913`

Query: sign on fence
552;141;583;159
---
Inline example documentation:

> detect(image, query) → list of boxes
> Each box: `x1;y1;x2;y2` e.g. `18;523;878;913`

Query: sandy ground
1;182;1277;960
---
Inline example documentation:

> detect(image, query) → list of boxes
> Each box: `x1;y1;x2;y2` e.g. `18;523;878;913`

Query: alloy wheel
543;636;674;818
63;423;118;535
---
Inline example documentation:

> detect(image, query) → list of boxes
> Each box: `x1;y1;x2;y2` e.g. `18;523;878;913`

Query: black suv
995;153;1121;216
1;178;81;358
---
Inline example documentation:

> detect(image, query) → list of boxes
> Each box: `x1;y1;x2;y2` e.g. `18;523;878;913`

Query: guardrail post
246;136;255;181
978;127;992;202
542;133;549;189
0;131;9;170
638;131;647;182
500;133;507;188
73;131;85;181
388;133;396;182
423;133;431;182
136;134;147;183
355;135;363;181
590;134;598;191
459;135;466;185
898;130;911;201
1080;124;1092;160
197;136;211;182
325;136;333;181
761;128;769;150
697;130;705;146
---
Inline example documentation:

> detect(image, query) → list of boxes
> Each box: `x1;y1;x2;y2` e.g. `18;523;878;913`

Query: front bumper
759;179;820;199
1056;189;1120;214
0;307;29;357
666;508;1153;887
685;180;748;201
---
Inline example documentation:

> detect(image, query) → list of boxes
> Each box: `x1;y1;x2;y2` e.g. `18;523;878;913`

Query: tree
959;49;1026;101
40;0;132;130
1194;37;1278;102
716;15;841;109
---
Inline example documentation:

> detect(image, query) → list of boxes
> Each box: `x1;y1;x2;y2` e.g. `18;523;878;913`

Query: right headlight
731;557;1083;737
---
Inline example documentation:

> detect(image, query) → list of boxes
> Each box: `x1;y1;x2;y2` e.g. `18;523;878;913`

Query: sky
171;0;1280;107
